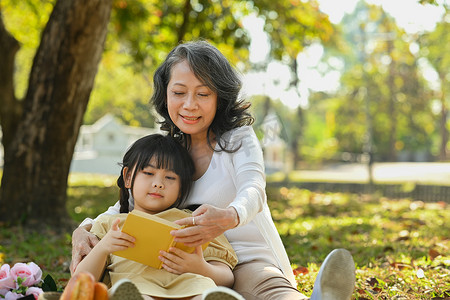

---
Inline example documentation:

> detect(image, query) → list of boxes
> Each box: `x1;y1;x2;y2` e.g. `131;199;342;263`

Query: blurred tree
0;0;333;227
250;0;335;167
0;0;112;228
331;1;434;162
419;9;450;161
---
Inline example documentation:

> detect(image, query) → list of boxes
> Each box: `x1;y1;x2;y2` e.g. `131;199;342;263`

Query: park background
0;0;449;299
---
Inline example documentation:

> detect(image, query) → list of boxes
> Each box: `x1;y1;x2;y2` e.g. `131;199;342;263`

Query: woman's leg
232;261;308;300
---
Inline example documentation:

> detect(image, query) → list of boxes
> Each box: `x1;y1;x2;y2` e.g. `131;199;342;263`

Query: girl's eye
143;171;154;176
166;176;176;180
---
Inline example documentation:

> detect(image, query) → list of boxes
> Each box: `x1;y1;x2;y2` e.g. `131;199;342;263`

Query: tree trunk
387;37;397;162
0;0;112;230
0;12;22;152
439;72;448;161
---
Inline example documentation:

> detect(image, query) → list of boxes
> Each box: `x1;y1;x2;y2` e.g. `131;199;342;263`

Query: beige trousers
232;260;309;300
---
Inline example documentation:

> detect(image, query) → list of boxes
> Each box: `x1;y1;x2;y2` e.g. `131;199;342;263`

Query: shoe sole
108;279;143;300
202;286;245;300
312;249;356;300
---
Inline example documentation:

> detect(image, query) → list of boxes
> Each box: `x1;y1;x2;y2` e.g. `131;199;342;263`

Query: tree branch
177;0;192;43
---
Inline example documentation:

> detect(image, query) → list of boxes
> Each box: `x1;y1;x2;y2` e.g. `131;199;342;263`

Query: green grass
0;173;449;299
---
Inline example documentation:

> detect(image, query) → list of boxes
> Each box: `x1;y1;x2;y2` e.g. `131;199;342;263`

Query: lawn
0;173;449;299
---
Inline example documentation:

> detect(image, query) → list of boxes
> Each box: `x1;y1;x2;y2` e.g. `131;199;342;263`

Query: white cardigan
82;126;296;287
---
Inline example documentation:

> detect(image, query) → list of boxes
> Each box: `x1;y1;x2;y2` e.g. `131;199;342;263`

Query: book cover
113;209;208;268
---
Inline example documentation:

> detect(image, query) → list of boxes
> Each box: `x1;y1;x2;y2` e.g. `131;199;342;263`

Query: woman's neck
189;133;216;181
189;131;216;150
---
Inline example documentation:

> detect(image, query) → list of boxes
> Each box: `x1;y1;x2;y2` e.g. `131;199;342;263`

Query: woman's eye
198;93;210;97
173;91;184;96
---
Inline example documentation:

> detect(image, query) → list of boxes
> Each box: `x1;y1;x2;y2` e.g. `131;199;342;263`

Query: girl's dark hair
151;40;254;151
117;134;195;213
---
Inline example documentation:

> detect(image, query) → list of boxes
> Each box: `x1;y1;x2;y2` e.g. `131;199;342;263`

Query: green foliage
85;50;156;127
67;173;118;223
252;0;335;60
268;186;450;299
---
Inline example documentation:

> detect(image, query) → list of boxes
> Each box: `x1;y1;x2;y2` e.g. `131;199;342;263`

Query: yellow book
113;209;208;269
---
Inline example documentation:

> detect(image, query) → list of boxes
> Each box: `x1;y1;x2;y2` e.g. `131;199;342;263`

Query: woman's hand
171;204;239;247
159;246;207;275
70;224;99;274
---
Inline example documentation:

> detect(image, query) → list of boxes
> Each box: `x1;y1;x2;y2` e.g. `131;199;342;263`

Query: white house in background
70;114;159;175
260;110;287;174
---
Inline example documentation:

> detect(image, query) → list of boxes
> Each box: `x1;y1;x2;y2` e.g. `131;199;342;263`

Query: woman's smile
181;114;201;124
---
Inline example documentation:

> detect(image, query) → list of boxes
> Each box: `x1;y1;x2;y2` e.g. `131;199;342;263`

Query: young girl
73;134;242;300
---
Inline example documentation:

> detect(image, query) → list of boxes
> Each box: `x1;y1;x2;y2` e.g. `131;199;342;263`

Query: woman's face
166;60;217;140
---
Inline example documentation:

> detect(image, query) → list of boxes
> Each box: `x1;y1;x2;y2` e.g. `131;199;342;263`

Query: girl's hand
159;246;207;275
171;205;239;247
97;218;135;255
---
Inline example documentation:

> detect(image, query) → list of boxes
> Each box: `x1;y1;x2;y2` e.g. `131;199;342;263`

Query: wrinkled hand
171;204;239;247
97;218;135;254
159;246;207;275
70;224;99;274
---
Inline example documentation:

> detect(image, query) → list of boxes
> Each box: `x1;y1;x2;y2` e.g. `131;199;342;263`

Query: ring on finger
192;217;196;226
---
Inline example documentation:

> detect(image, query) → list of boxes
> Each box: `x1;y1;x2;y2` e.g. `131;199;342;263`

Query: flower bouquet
0;262;53;300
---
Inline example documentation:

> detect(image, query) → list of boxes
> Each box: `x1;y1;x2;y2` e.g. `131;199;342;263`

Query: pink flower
0;288;10;296
0;264;16;290
4;291;24;300
26;286;44;299
10;262;42;287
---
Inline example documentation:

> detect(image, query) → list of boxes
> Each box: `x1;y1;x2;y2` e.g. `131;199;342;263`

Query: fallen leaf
366;277;378;287
390;262;411;270
429;248;441;261
372;287;382;293
293;266;309;276
383;246;394;252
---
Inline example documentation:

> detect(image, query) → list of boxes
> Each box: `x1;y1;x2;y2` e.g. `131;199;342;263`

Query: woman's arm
73;218;135;281
173;126;265;246
70;224;98;274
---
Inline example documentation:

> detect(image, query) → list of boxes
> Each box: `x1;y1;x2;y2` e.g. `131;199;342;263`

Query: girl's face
167;60;217;140
124;158;181;214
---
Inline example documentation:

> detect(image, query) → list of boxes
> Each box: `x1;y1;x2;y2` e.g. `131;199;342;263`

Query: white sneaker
108;278;144;300
202;286;245;300
310;249;356;300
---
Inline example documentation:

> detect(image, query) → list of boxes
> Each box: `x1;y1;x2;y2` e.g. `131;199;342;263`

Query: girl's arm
73;218;135;281
71;201;126;273
159;246;234;287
